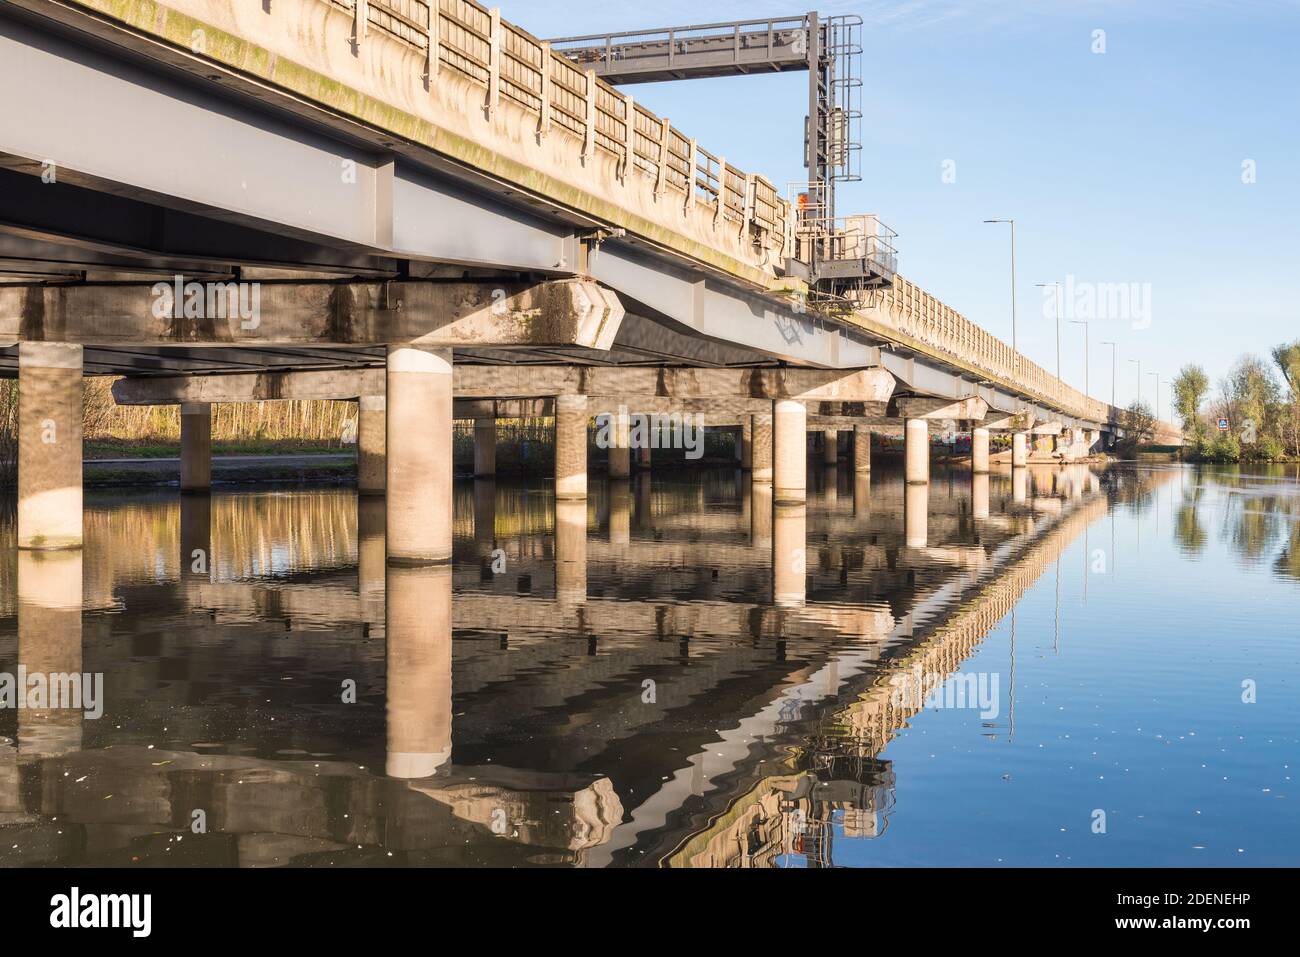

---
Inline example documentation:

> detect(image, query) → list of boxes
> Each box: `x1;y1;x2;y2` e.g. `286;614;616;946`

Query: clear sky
510;0;1300;411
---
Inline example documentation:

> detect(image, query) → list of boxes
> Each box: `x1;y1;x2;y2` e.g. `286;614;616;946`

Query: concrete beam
980;411;1035;431
2;279;623;349
1030;421;1064;436
894;396;988;420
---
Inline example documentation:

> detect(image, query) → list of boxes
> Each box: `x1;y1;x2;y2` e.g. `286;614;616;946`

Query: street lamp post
1100;341;1117;409
1129;358;1142;408
984;219;1017;355
1148;371;1162;422
1036;281;1061;379
1071;318;1089;397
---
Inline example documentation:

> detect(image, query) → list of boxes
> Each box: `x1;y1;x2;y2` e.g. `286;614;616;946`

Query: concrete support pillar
180;402;212;493
772;504;806;607
555;395;589;500
853;425;872;473
473;479;496;548
773;399;806;505
18;342;83;551
971;427;990;474
972;472;990;520
751;413;774;485
853;472;871;518
358;495;386;628
821;466;838;508
1012;467;1028;503
386;346;453;565
904;482;929;549
607;408;631;478
357;395;386;495
17;550;84;757
904;418;930;485
1012;432;1029;468
385;562;453;778
608;480;631;546
750;481;773;549
822;428;839;465
473;416;497;477
741;417;754;470
635;473;653;530
555;498;588;608
180;492;212;585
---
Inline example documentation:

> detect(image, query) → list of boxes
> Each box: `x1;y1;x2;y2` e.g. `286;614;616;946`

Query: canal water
0;462;1295;867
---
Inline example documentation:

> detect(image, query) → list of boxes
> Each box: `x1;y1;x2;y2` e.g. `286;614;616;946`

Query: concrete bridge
0;0;1182;560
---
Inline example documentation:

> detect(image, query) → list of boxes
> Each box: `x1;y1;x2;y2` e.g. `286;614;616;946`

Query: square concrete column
386;346;453;565
740;417;754;470
773;399;806;505
607;408;630;478
357;395;386;495
1012;431;1029;468
822;428;839;465
18;342;83;550
555;394;589;500
180;402;212;493
971;426;990;474
752;413;774;485
473;415;497;477
904;418;930;485
853;424;872;473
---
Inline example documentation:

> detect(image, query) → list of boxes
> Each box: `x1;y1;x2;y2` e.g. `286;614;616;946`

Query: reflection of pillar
822;466;838;508
180;492;212;585
473;416;496;478
473;479;496;548
385;563;452;778
740;417;754;470
555;498;588;607
555;395;588;500
773;399;806;505
609;480;631;546
180;402;212;493
750;480;773;550
635;473;653;531
386;346;453;564
358;395;386;495
853;424;871;473
772;504;806;607
637;444;651;470
1012;467;1028;502
822;429;838;465
17;550;84;758
1012;432;1029;468
752;413;774;485
358;495;386;628
18;342;83;550
971;427;990;474
905;418;929;485
972;472;990;520
904;482;929;548
607;408;630;478
853;471;871;517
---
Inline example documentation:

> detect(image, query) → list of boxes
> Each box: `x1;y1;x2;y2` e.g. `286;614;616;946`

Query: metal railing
340;0;786;255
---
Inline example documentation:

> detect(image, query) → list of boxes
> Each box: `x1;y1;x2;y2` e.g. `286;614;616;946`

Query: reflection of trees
1200;470;1300;576
1174;486;1207;555
1273;502;1300;582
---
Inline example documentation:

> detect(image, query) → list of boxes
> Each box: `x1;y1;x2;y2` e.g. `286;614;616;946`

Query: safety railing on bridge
876;277;1115;424
338;0;788;255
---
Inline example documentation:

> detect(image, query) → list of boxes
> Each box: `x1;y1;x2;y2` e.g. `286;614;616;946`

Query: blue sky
510;0;1300;410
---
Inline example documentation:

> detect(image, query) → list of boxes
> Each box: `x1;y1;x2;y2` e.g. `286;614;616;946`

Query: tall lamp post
1148;371;1162;422
1129;357;1142;408
1071;318;1089;397
1036;281;1061;379
1100;340;1118;408
984;219;1017;356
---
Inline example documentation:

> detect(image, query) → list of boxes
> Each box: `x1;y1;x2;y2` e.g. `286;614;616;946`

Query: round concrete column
1012;466;1028;502
853;424;872;473
385;346;453;564
385;562;452;778
904;418;930;485
740;417;754;470
605;407;631;478
18;342;83;550
751;413;774;485
473;416;496;477
904;482;929;548
971;427;990;474
555;395;589;500
357;395;386;495
1012;431;1029;468
822;428;839;465
180;402;212;493
773;399;806;505
772;504;807;607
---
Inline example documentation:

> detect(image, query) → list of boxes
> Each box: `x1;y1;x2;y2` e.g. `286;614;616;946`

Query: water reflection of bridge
0;464;1170;866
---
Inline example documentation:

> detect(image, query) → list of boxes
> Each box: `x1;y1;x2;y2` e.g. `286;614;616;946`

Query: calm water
0;461;1296;867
